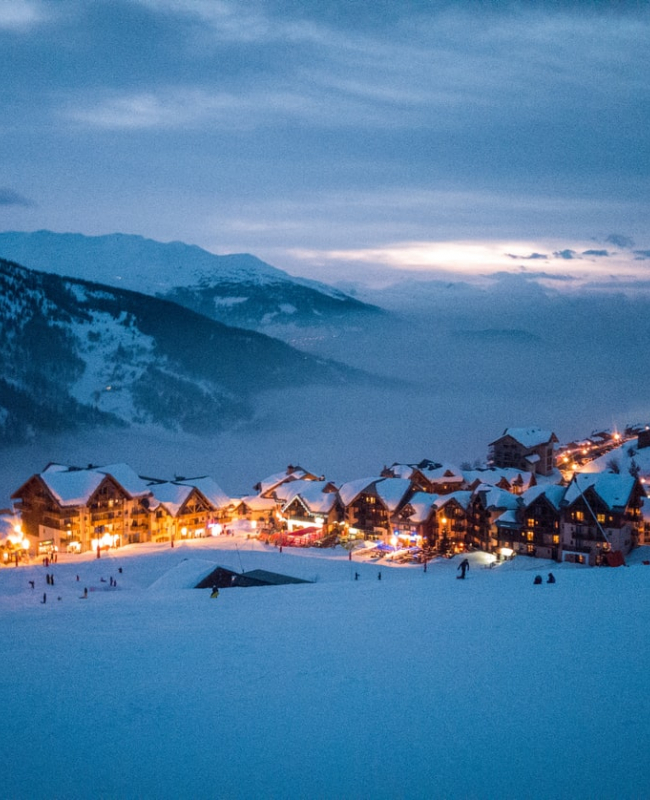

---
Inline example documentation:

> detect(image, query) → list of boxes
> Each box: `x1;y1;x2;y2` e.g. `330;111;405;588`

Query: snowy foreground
2;540;650;800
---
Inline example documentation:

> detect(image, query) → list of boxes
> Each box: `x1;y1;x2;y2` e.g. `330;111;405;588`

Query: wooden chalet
148;481;221;543
381;460;464;495
393;490;471;552
275;479;343;534
517;484;566;560
560;473;644;565
12;463;153;553
463;467;537;495
254;464;322;498
339;477;412;540
469;485;522;553
489;427;558;476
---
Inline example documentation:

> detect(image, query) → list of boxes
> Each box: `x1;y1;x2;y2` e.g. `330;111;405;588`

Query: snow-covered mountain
0;231;383;333
0;257;370;443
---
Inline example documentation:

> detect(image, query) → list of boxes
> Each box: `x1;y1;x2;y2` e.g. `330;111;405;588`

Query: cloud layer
1;0;648;284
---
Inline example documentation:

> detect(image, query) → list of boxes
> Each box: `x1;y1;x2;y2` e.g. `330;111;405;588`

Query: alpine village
4;423;650;570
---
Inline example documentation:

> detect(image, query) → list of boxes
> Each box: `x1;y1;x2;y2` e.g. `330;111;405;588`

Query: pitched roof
375;478;412;512
521;483;567;510
40;469;107;507
492;427;557;448
564;472;638;511
175;476;230;509
96;463;151;498
148;482;195;517
474;486;521;511
338;477;382;507
281;481;338;514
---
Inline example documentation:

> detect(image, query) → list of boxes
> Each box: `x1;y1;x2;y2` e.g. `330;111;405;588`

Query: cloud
505;252;548;260
491;270;576;283
582;249;609;257
0;0;47;30
605;233;635;249
633;250;650;260
553;249;579;260
0;188;33;207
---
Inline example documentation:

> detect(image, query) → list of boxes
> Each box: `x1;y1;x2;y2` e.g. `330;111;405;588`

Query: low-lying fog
2;276;648;502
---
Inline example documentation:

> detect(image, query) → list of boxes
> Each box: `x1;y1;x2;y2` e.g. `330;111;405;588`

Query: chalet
517;484;566;560
395;490;472;552
381;460;464;494
174;477;234;524
339;477;412;540
489;427;558;476
148;482;217;543
469;485;522;553
276;479;343;534
560;473;644;565
254;465;321;498
417;461;465;494
11;463;153;553
392;491;436;547
463;467;537;495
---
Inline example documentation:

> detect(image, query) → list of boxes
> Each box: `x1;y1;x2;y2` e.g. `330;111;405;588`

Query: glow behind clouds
0;0;648;286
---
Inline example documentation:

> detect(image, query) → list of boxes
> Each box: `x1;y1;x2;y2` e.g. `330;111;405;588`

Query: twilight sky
1;0;649;286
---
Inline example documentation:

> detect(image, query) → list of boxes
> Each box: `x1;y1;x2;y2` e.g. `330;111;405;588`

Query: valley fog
2;280;647;504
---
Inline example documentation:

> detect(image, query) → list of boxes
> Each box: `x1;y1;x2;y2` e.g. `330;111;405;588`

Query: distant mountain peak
0;230;382;332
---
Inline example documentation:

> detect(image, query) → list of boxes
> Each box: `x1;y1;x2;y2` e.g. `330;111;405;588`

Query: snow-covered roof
175;476;230;509
256;465;316;495
475;486;521;511
495;509;520;527
385;463;415;480
338;477;382;507
405;492;439;523
521;484;567;510
40;469;106;507
148;483;195;517
419;462;464;483
375;478;412;512
97;463;151;498
434;490;473;512
493;427;556;448
463;467;534;490
240;494;277;512
280;481;337;514
564;472;637;510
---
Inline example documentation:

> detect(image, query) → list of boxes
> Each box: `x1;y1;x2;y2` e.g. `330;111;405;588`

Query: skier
457;558;470;579
547;572;556;584
210;586;220;599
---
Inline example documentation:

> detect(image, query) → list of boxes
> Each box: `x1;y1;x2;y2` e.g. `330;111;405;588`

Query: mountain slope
0;257;370;443
0;231;383;332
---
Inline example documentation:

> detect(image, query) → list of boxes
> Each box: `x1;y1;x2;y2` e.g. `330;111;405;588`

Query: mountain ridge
0;230;383;333
0;256;374;443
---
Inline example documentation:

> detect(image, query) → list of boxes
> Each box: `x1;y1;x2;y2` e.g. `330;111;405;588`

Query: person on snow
547;572;556;584
457;558;470;579
534;575;543;585
210;586;220;599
